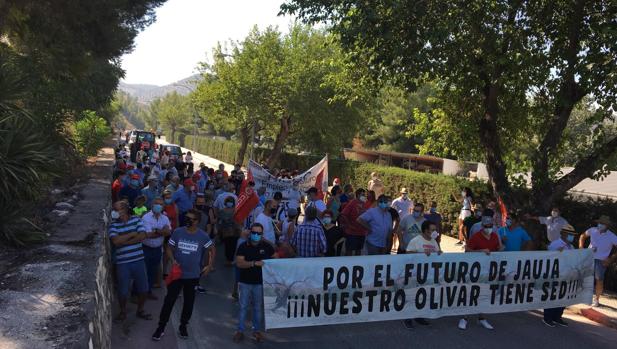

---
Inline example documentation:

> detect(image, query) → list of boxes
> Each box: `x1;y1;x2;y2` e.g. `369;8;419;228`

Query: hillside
118;74;201;103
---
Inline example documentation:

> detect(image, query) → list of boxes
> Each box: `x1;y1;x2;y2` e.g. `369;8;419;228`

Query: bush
75;110;110;157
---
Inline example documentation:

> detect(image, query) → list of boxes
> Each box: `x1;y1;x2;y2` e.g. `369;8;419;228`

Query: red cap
183;178;194;187
118;163;127;170
130;174;140;180
127;164;134;169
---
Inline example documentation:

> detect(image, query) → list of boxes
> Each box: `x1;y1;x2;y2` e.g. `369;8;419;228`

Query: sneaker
196;286;206;294
152;327;165;341
553;319;568;327
479;319;494;330
415;318;430;326
178;325;189;339
232;331;244;343
542;319;555;327
458;318;467;330
455;241;463;245
592;299;600;307
403;319;414;329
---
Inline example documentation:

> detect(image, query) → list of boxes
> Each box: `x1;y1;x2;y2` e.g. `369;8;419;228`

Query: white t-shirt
141;211;171;248
539;216;569;242
391;197;413;219
255;213;276;243
307;199;326;213
585;227;617;260
280;219;296;243
547;239;573;252
287;190;301;210
399;215;425;248
406;235;440;253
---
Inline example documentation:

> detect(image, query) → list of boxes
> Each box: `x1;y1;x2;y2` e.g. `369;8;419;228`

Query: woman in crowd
218;196;241;266
457;187;474;245
327;185;343;223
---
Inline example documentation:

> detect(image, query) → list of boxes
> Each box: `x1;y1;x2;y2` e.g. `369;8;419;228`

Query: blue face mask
152;204;163;214
506;218;512;227
225;201;234;208
322;217;332;225
566;235;575;243
164;198;173;205
130;179;140;187
378;202;389;209
430;207;437;214
250;233;262;242
412;211;422;218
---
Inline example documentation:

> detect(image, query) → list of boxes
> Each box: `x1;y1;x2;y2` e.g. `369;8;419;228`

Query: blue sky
121;0;294;86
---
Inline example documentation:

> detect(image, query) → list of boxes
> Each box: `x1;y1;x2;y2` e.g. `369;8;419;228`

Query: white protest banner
263;250;594;329
248;155;328;204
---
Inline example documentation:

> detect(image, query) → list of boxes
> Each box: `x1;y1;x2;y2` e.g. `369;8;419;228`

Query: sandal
113;312;127;323
136;310;153;320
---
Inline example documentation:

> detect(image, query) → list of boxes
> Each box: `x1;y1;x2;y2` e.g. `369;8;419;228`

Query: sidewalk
158;136;236;174
568;293;617;329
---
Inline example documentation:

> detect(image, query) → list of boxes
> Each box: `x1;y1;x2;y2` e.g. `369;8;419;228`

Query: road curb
567;305;617;329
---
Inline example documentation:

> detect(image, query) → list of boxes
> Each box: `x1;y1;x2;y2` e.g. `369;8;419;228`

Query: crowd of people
109;142;617;342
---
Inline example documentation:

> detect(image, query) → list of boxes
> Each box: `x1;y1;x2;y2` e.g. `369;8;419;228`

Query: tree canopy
283;0;617;210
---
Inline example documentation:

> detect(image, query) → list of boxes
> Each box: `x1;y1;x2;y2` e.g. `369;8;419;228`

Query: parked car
159;144;183;161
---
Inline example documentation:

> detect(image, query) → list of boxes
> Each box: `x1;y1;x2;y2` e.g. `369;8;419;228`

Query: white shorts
459;209;472;220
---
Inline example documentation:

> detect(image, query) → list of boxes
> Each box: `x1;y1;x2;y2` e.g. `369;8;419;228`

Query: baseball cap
183;178;194;187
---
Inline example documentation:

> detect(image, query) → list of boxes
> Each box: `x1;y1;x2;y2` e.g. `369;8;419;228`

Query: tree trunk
478;83;513;209
170;127;176;144
237;127;249;165
266;115;290;168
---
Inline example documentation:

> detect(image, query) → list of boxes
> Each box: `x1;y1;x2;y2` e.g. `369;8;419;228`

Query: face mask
461;191;466;197
111;210;120;220
505;218;512;227
185;218;194;227
359;195;367;203
475;211;482;218
431;230;439;239
402;194;408;199
430;207;437;214
152;204;163;214
323;217;332;225
412;211;422;218
551;211;559;218
250;232;262;242
566;235;575;243
225;201;234;208
164;198;173;205
196;205;205;210
130;179;140;187
378;202;389;209
484;227;493;234
270;208;276;215
597;223;607;231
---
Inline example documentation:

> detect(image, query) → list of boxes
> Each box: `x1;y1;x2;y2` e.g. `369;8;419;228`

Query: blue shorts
116;260;148;298
594;259;607;281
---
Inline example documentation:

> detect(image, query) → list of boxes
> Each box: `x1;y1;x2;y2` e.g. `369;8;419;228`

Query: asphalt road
164;244;617;349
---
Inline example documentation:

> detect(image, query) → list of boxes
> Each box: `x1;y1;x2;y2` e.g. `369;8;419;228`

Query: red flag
234;170;259;224
497;197;508;226
314;167;325;200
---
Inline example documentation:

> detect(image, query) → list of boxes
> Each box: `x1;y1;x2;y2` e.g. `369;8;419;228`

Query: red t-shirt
164;204;178;230
340;199;368;236
467;230;500;251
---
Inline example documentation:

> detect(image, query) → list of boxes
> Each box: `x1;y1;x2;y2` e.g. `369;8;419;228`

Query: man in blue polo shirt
109;200;151;321
357;194;393;255
172;178;196;226
498;213;532;251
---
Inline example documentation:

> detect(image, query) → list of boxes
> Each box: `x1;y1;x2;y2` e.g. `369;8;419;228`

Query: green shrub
75;110;110;157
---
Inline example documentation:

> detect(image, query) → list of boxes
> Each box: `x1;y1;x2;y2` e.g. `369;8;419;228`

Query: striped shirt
109;216;146;265
290;220;327;257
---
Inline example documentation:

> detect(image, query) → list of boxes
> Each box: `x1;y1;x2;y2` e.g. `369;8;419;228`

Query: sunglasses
250;230;263;235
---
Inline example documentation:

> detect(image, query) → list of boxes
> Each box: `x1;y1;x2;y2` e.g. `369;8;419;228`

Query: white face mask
461;191;466;197
597;223;607;231
111;210;120;220
359;195;367;203
430;230;439;239
484;227;493;234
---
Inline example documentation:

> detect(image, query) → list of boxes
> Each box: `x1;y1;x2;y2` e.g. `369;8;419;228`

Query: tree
194;25;372;166
153;92;191;143
283;0;617;211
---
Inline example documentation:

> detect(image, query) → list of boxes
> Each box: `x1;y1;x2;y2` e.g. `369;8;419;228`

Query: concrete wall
90;207;113;349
